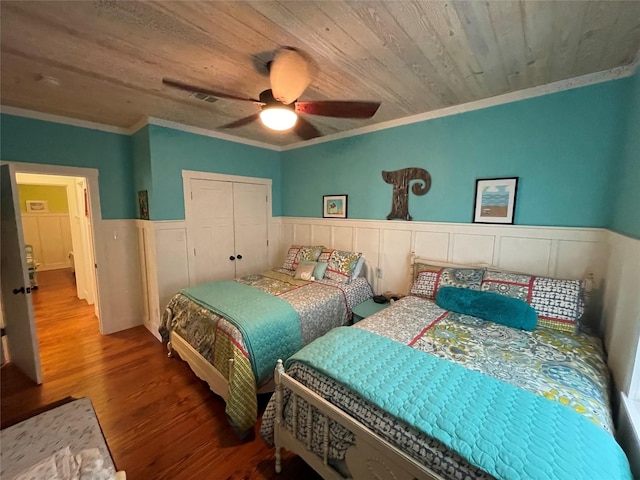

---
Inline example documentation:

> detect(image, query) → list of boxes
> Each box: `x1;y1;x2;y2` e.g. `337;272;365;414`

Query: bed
1;397;125;480
160;245;373;434
260;260;632;479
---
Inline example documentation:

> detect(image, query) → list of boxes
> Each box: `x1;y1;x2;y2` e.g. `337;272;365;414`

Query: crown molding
0;106;129;135
281;62;638;151
144;117;281;151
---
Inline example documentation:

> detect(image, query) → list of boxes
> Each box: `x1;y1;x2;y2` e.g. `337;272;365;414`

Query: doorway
15;173;98;312
0;162;107;384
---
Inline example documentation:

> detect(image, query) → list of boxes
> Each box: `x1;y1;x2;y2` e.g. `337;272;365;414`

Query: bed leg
165;307;174;358
275;446;282;473
275;359;284;473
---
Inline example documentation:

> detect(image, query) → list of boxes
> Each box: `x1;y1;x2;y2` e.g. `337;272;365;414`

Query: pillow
319;249;362;283
294;245;325;268
410;263;485;300
282;245;324;271
300;260;329;279
294;262;316;280
436;286;538;331
282;245;302;271
481;271;583;333
349;256;366;282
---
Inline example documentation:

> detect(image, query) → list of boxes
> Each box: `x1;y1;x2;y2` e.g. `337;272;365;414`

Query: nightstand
352;298;389;323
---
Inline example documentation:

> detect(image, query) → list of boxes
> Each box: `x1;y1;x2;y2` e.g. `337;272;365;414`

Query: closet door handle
229;256;235;261
236;254;243;260
13;286;25;295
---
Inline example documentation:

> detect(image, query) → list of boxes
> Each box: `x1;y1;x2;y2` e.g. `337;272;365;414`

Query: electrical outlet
376;267;383;278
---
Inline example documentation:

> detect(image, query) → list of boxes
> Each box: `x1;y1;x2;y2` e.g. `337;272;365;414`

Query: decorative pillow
436;286;538;331
300;260;329;279
294;245;324;268
320;249;362;283
481;271;583;333
410;263;485;300
282;245;324;270
282;245;302;271
294;262;316;280
317;248;333;263
349;256;366;282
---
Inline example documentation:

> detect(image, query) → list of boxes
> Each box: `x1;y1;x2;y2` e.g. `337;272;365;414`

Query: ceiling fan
162;47;381;140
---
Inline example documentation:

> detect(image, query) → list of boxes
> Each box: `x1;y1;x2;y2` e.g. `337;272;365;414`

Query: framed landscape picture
473;177;518;224
323;194;348;219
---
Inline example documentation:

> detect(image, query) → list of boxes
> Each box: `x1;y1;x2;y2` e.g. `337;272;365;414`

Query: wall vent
190;92;218;104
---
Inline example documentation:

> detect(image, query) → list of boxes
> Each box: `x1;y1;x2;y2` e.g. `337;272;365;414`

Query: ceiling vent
190;91;218;104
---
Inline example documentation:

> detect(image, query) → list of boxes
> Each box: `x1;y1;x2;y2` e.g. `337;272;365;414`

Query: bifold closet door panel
189;179;235;284
233;182;268;278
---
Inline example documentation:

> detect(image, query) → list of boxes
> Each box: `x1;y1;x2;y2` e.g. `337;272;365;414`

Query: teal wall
131;125;153;219
281;78;629;227
145;125;281;220
0;114;134;219
1;71;636;228
611;68;640;239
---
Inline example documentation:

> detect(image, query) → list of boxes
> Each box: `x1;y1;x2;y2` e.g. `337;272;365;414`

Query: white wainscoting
278;217;609;304
21;213;72;271
602;232;640;478
136;220;190;341
604;232;640;394
96;220;143;334
136;219;282;341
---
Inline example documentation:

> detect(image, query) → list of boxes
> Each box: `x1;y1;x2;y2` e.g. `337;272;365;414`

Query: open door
0;164;42;384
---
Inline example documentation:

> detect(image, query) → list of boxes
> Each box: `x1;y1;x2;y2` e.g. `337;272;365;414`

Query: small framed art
138;190;149;220
26;200;49;213
473;177;518;224
323;194;348;219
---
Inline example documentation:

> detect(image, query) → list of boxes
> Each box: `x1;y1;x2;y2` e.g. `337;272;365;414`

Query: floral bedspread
261;295;613;479
160;270;372;432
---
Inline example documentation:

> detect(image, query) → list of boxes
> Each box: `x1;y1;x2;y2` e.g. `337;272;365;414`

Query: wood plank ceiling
1;1;639;146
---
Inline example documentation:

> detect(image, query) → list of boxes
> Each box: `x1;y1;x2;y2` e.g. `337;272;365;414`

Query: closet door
233;182;268;277
189;179;235;284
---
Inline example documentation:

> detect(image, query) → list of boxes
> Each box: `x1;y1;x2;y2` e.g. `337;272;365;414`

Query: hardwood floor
1;269;321;480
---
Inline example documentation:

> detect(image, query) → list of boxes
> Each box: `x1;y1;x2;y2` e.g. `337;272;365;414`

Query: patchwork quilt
261;296;621;479
284;327;631;480
160;270;372;433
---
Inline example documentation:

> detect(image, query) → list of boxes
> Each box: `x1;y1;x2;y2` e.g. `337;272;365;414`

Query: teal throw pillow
436;286;538;331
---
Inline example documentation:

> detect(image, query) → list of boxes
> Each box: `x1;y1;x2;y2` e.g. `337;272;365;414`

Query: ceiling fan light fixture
259;106;297;131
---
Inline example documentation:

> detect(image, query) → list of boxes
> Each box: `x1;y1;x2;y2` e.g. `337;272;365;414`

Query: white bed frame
273;360;444;480
165;309;274;404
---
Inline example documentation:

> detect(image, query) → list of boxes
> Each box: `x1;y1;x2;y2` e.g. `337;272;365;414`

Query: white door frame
14;173;97;306
1;161;110;332
182;170;272;284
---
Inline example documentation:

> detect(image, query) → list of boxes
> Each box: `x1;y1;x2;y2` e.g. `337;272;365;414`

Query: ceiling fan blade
270;47;315;105
295;101;381;119
219;113;260;129
294;117;322;140
163;78;262;104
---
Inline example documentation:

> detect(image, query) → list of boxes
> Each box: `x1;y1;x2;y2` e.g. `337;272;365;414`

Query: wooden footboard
165;308;274;403
274;360;445;480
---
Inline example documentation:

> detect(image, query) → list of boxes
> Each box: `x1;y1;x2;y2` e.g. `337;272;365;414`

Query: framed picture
473;177;519;224
26;200;49;213
323;194;348;219
138;190;149;220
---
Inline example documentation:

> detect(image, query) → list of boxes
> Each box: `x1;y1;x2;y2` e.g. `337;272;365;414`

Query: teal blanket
182;281;301;384
287;327;632;480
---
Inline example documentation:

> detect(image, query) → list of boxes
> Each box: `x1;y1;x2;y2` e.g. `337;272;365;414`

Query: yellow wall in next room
18;184;69;213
